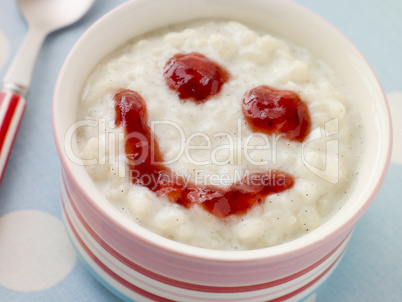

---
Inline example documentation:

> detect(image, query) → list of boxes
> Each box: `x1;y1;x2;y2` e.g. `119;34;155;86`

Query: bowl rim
52;0;392;262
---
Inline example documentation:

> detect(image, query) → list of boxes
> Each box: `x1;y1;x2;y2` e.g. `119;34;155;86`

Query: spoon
0;0;95;184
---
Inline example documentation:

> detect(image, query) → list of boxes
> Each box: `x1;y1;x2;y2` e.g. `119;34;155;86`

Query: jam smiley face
113;52;311;218
77;21;363;250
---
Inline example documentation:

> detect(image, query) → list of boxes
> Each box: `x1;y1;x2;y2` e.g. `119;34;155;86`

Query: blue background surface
0;0;401;301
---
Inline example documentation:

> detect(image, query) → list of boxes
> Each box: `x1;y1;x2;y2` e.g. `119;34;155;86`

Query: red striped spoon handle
0;91;26;183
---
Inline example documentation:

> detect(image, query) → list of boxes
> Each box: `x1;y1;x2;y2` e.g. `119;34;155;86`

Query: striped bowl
52;0;392;301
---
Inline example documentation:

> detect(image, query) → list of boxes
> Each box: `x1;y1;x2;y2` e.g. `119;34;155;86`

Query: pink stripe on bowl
61;168;354;301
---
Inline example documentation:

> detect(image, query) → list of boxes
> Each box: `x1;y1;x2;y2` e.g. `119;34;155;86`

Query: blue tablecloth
0;1;401;301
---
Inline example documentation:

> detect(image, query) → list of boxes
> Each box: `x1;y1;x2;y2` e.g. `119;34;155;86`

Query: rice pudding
76;21;363;250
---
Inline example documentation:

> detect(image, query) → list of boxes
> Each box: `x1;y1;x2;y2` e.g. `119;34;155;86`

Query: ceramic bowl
52;0;392;301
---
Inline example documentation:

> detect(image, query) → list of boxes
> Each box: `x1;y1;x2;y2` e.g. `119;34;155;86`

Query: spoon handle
0;27;45;185
3;28;46;95
0;91;26;183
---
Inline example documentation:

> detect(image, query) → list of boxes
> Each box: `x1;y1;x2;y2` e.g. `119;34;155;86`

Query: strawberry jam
242;85;311;142
163;52;230;102
114;89;294;217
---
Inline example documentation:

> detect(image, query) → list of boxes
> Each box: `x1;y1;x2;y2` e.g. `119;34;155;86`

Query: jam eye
242;85;311;142
163;52;230;103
